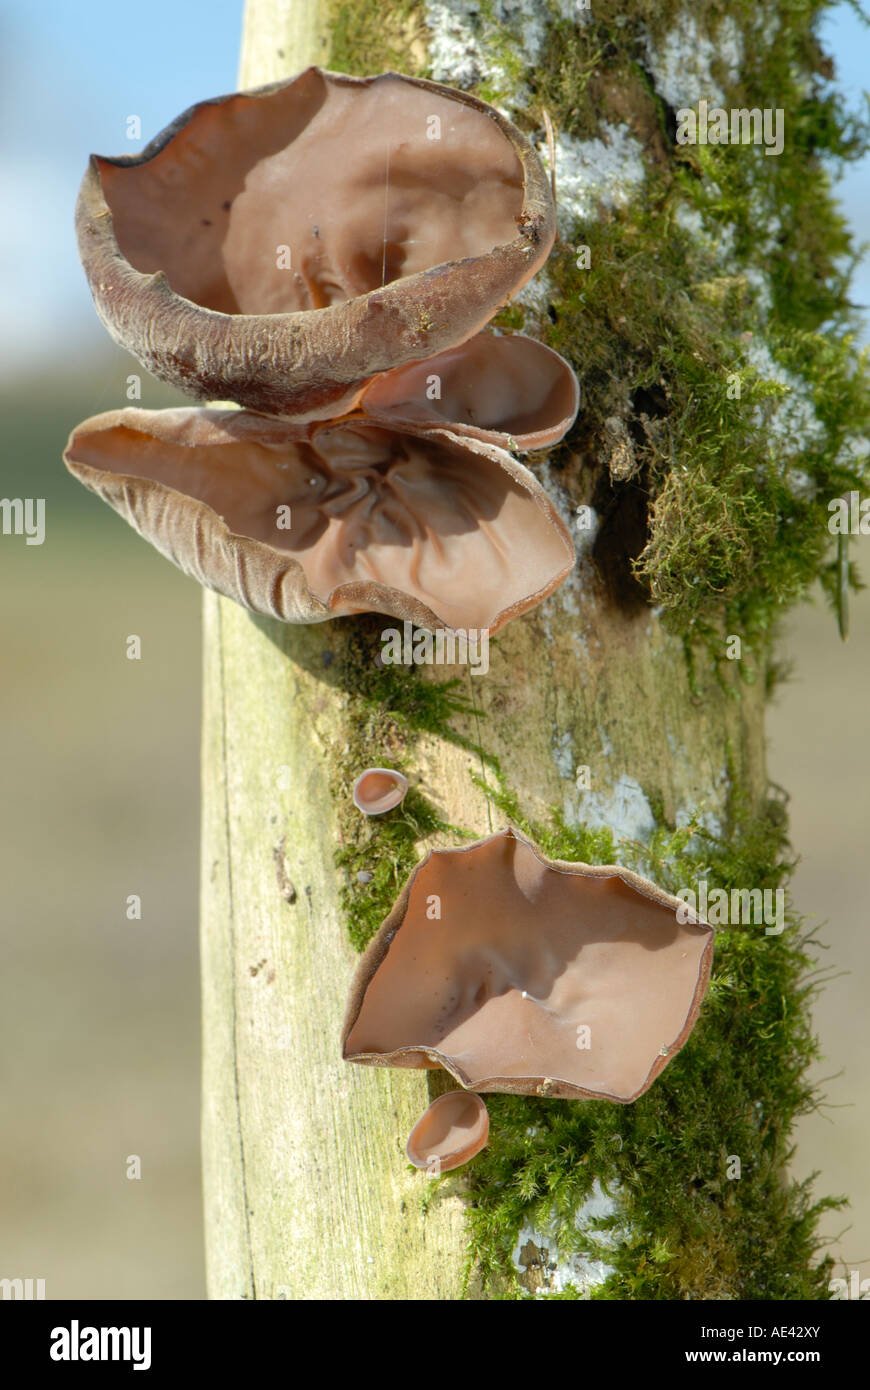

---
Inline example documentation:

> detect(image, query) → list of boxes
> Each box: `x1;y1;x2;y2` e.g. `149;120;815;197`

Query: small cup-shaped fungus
76;68;556;419
359;332;580;450
405;1091;490;1173
342;828;714;1103
353;768;408;816
63;408;575;631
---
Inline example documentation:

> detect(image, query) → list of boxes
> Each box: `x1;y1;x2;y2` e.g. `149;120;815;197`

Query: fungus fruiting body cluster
68;63;719;1261
66;67;580;635
343;828;713;1104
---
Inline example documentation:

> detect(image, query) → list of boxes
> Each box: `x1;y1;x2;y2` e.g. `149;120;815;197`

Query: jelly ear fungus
342;828;714;1104
76;67;557;420
405;1092;490;1172
63;408;575;631
352;769;409;816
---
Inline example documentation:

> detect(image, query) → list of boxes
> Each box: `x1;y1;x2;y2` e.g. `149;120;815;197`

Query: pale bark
200;0;767;1299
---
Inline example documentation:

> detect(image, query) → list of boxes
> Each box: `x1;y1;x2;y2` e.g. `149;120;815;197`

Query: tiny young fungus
342;828;714;1103
405;1091;490;1173
352;768;409;816
75;67;557;420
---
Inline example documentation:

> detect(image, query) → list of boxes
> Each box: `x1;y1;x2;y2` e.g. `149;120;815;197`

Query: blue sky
0;0;867;378
0;0;244;372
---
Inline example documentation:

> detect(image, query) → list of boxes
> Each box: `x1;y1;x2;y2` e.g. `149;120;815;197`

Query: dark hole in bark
657;93;679;147
591;472;650;610
631;382;668;424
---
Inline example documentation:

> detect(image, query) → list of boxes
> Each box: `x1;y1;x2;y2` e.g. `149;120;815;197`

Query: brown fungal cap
342;828;714;1103
359;332;580;450
405;1091;489;1173
63;408;574;631
76;68;555;418
353;768;408;816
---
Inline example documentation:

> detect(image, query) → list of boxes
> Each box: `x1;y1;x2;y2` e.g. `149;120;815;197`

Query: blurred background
0;1;867;1298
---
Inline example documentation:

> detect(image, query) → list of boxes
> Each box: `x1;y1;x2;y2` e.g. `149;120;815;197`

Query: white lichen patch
424;0;596;109
567;773;656;844
781;469;817;501
555;581;583;621
836;434;870;469
641;10;744;110
533;461;599;650
747;4;781;45
742;265;774;318
672;763;730;849
424;2;495;92
675;194;778;321
538;570;594;659
510;267;555;333
674;203;705;239
552;729;575;779
573;503;599;561
425;0;548;99
535;457;576;531
553;0;592;24
540;125;646;232
512;1178;626;1296
675;201;737;262
744;338;826;462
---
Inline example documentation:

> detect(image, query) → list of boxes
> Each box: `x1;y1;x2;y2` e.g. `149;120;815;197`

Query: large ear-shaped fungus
342;828;714;1103
359;331;580;450
63;408;574;632
76;68;555;419
405;1091;490;1172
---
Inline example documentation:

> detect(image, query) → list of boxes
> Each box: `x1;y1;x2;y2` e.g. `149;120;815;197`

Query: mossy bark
201;0;850;1299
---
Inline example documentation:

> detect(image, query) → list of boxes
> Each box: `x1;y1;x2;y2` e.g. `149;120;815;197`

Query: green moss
456;773;842;1299
325;0;870;653
339;619;481;735
336;785;465;951
328;604;841;1301
470;767;619;865
330;618;483;950
327;1;870;656
495;1;869;656
460;0;533;107
326;0;427;76
319;0;857;1299
335;706;843;1297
